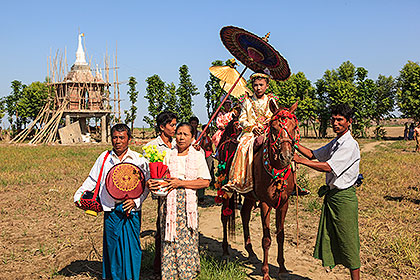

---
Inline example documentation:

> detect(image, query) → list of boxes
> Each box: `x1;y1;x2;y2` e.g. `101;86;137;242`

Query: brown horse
217;100;299;279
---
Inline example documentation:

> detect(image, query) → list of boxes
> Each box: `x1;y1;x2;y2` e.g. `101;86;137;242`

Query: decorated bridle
262;108;300;206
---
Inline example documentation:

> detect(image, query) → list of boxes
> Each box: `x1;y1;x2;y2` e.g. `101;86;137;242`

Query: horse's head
267;100;299;168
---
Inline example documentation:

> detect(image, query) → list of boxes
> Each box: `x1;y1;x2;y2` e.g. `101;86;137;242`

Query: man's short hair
189;116;199;124
111;123;131;139
156;111;177;133
331;104;354;121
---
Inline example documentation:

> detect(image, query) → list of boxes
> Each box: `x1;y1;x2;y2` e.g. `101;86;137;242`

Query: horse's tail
227;192;237;240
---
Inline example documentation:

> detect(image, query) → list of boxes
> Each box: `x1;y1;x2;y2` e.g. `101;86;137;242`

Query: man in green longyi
293;103;361;280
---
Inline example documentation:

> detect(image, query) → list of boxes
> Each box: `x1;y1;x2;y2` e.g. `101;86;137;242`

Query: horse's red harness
263;109;300;209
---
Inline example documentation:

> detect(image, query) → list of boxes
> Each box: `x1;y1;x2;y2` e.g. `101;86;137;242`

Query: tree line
1;60;420;138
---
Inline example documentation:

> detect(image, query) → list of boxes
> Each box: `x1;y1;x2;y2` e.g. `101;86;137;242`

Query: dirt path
198;202;349;280
195;140;387;279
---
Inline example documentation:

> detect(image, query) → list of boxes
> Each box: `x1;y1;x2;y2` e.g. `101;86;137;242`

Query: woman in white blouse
147;122;210;280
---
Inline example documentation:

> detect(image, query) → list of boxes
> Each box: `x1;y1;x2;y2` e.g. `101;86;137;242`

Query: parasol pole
196;66;248;144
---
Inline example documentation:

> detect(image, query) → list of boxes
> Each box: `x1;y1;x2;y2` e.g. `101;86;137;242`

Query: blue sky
1;0;419;127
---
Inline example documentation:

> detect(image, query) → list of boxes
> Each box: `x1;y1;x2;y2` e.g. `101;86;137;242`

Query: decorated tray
105;163;145;200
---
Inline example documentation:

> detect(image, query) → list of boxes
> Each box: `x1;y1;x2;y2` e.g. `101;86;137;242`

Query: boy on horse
294;103;361;280
225;72;309;196
225;72;274;193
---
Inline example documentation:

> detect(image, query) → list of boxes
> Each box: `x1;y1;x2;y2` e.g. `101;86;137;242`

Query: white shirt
144;135;176;153
164;154;211;180
313;130;360;190
74;148;150;211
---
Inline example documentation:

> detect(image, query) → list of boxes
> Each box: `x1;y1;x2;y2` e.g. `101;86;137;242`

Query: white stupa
66;32;94;82
75;33;88;66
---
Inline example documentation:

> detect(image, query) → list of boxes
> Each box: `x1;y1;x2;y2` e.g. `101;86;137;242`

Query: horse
216;100;299;280
214;115;241;255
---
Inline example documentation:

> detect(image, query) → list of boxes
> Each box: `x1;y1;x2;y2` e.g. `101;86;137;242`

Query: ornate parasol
220;26;290;81
209;62;251;97
197;26;290;143
219;80;251;98
105;163;145;200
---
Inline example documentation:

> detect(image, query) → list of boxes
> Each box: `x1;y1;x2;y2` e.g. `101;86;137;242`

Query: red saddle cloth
105;163;145;200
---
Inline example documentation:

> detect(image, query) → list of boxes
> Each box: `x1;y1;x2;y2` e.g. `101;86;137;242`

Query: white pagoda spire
75;33;87;65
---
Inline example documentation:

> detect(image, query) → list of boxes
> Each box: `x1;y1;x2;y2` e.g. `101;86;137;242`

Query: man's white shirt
144;135;176;153
313;130;360;190
74;148;150;211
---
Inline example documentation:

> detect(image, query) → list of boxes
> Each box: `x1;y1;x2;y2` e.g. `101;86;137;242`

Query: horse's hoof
278;266;288;274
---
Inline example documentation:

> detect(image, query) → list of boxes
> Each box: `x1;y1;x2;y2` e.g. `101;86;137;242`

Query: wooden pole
295;181;299;248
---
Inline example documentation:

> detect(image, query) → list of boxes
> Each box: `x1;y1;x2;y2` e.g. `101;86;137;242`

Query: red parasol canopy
220;26;291;81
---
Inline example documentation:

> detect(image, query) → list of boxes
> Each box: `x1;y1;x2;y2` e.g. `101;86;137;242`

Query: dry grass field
0;127;418;279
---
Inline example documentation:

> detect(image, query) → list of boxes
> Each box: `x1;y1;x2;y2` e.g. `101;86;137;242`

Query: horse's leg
240;195;257;259
221;197;230;256
276;198;289;274
260;201;272;280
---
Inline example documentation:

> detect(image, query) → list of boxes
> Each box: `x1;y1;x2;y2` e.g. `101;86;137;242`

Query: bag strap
92;151;110;200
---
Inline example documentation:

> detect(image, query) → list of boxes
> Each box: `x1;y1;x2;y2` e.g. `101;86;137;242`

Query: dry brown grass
0;136;418;279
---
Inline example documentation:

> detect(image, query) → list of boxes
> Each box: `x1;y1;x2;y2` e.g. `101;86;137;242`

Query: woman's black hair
156;111;177;134
111;123;131;139
175;122;194;135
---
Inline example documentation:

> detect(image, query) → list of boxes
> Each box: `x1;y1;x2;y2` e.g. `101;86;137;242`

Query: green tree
270;72;318;137
0;98;5;126
397;61;420;121
124;76;139;132
18;81;49;122
165;82;178;113
373;75;396;124
315;61;374;137
204;60;224;120
143;74;167;129
5;80;26;130
176;65;199;122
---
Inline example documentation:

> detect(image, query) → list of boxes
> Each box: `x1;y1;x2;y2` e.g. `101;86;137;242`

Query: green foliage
204;60;224;120
124;76;139;131
270;72;318;137
144;65;198;128
5;80;25;129
176;65;199;122
314;61;395;138
397;61;420;121
0;98;5;124
143;74;167;129
4;80;49;131
19;81;49;121
165;82;178;113
198;253;247;280
374;75;396;124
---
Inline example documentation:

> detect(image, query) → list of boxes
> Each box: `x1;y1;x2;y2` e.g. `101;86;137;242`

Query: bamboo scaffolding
16;37;116;144
10;102;50;143
30;100;68;144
